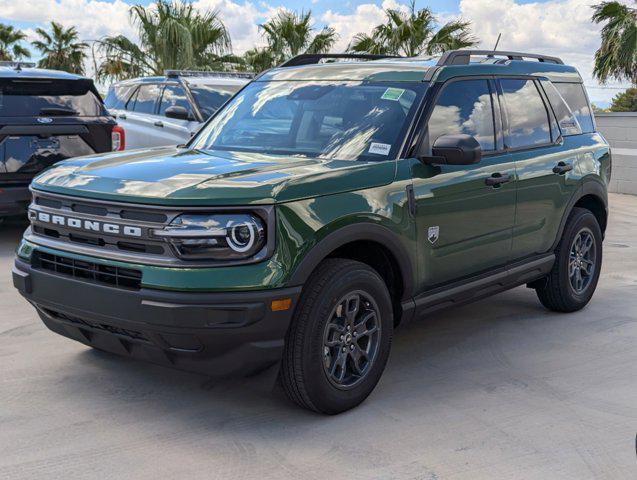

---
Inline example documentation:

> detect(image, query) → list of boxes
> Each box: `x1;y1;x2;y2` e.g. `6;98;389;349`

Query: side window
554;83;595;133
541;80;582;136
500;79;551;149
130;84;161;114
427;79;496;152
159;84;192;117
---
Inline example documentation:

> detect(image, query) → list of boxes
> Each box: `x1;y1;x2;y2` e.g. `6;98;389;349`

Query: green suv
13;51;611;414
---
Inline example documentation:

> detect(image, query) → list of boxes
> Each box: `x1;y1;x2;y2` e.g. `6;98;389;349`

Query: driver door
411;78;516;292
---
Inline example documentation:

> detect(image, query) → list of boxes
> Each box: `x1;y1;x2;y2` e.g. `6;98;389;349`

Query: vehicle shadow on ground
62;285;579;434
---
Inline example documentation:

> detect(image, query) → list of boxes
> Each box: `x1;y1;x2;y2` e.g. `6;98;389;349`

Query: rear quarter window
541;80;582;136
189;83;242;119
553;83;595;133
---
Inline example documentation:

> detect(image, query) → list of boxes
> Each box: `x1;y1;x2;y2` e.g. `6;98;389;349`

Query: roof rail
279;53;401;68
164;70;254;79
437;50;564;66
0;61;36;70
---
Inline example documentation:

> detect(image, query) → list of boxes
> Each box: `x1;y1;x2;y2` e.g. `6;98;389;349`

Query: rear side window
104;84;135;110
129;84;161;114
189;84;242;118
541;80;582;136
427;79;496;152
554;83;595;133
500;79;551;149
159;84;192;117
0;79;105;117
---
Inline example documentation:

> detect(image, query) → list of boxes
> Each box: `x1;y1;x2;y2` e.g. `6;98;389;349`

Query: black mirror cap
164;105;191;121
430;134;482;165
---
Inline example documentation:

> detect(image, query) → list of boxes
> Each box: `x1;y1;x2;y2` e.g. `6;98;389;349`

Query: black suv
0;62;119;219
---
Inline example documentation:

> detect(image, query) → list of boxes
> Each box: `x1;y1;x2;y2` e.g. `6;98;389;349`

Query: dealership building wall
594;113;637;195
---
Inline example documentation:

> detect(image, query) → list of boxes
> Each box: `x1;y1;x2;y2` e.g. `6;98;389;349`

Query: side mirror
164;105;191;121
421;134;482;165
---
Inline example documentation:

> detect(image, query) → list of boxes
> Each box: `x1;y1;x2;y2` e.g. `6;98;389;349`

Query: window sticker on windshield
381;88;405;101
369;142;391;155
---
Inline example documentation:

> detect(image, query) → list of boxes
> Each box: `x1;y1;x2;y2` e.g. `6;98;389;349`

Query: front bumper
13;258;301;376
0;185;31;217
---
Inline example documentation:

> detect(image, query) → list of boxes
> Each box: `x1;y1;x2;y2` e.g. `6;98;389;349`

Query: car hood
31;146;396;205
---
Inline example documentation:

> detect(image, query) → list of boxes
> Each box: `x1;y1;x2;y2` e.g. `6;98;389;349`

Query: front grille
33;251;142;290
28;191;174;261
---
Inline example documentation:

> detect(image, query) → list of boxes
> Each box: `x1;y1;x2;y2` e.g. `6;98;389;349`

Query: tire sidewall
301;265;393;413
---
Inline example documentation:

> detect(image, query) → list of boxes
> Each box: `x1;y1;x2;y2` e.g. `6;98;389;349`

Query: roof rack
164;70;254;79
279;53;401;68
437;50;564;66
0;61;36;70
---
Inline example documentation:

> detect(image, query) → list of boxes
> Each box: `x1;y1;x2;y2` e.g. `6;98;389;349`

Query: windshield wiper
39;107;78;116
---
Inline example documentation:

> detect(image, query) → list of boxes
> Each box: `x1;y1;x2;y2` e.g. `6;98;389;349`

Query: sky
0;0;631;106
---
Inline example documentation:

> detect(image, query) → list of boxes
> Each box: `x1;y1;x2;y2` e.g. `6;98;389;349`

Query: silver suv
103;70;251;150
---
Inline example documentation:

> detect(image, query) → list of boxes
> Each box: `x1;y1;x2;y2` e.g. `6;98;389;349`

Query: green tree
348;1;477;57
97;0;232;82
31;22;87;74
245;10;337;71
0;24;30;61
609;87;637;111
592;1;637;84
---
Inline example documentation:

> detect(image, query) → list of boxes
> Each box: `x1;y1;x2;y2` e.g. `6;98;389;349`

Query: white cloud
0;0;136;40
321;0;407;52
457;0;631;104
191;0;269;53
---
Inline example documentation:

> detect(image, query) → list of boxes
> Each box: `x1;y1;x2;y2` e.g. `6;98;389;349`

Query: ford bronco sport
13;51;611;414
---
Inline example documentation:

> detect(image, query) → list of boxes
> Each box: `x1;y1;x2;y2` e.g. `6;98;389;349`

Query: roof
258;54;583;84
113;72;250;88
0;65;89;81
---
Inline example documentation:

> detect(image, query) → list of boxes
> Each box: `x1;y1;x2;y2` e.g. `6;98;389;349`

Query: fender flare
551;180;608;251
287;222;415;300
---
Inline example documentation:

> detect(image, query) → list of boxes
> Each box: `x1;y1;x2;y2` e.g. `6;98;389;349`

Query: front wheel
535;207;603;312
281;259;393;414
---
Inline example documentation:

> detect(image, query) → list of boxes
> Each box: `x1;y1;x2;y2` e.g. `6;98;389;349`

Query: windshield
189;83;243;118
0;79;105;117
190;81;425;161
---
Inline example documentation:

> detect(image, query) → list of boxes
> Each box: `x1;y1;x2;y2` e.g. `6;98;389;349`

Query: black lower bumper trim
13;259;302;376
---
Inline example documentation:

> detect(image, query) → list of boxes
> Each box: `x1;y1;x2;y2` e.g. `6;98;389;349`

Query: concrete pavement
1;194;636;479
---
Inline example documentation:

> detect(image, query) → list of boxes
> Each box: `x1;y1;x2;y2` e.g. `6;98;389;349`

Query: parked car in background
104;70;252;149
0;61;120;220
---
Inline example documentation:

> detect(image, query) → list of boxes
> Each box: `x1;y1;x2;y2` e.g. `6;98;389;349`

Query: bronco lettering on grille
30;211;142;237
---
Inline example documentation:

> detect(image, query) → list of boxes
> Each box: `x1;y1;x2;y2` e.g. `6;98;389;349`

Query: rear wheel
281;259;393;414
535;208;603;312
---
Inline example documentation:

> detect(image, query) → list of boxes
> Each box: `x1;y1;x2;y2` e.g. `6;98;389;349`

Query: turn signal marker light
271;298;292;312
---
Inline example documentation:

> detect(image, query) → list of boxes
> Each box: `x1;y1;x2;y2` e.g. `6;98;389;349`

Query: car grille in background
33;251;142;290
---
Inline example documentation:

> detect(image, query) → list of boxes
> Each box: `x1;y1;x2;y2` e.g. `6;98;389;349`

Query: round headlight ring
227;220;256;253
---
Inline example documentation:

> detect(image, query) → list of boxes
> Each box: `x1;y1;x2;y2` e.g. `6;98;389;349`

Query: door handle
552;161;573;175
154;121;164;127
485;172;511;187
118;114;127;120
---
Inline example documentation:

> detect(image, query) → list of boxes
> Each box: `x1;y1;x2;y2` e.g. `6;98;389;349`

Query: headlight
153;213;266;260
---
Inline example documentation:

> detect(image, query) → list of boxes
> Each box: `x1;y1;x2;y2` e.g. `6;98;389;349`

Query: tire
535;207;603;312
281;258;393;414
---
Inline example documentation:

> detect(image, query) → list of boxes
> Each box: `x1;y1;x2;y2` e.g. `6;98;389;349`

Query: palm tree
97;0;232;82
348;1;477;57
0;24;30;61
248;10;337;71
592;1;637;84
31;22;87;73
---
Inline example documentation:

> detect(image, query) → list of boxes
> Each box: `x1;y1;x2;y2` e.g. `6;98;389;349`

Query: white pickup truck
103;70;251;150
